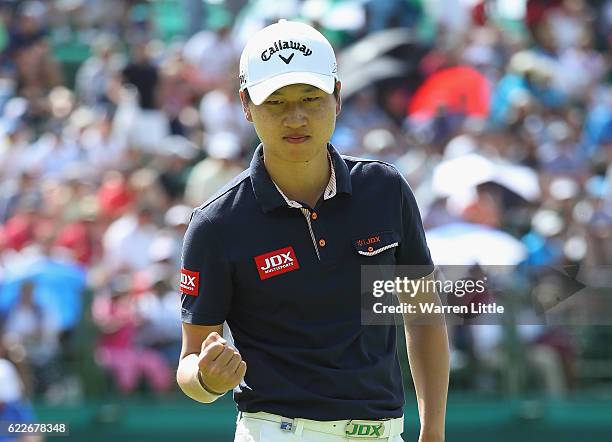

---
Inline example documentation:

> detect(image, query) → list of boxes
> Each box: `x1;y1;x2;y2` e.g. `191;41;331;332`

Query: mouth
283;135;310;144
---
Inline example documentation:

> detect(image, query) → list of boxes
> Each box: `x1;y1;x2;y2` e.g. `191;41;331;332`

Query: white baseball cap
239;19;338;105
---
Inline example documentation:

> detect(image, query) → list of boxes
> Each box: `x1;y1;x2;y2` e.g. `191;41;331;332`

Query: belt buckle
345;420;385;439
280;419;293;432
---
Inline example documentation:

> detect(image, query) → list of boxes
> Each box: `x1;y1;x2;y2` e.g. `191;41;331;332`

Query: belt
240;411;404;439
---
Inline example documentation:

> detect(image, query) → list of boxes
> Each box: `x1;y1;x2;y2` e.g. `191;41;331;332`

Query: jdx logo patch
345;421;385;438
254;246;300;280
355;235;381;248
180;268;200;296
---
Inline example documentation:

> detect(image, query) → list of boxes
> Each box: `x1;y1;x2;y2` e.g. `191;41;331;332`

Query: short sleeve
180;209;233;325
395;170;434;273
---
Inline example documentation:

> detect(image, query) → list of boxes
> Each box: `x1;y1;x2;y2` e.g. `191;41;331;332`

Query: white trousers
234;414;405;442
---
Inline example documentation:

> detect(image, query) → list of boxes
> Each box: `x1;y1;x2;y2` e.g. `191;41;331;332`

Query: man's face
241;82;341;163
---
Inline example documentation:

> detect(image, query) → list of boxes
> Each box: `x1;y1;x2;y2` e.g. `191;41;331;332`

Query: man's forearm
404;321;449;440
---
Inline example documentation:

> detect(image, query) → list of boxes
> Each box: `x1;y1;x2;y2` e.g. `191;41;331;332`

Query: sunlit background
0;0;610;441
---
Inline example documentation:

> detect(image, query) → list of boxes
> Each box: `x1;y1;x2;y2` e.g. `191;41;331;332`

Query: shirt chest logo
254;246;300;280
355;235;381;247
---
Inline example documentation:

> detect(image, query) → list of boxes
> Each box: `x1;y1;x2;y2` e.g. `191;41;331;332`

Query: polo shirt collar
250;143;352;213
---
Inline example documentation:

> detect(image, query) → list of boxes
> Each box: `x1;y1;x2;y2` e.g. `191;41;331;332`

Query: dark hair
243;82;340;103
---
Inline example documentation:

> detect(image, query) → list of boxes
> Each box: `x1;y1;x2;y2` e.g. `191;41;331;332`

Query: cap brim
248;72;335;105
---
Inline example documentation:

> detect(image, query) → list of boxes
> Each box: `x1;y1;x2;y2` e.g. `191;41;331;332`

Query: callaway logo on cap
239;19;338;105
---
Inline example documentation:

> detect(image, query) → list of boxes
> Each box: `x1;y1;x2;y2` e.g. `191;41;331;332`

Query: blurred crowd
0;0;610;426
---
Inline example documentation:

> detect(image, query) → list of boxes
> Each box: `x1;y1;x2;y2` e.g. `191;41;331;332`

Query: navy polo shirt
180;144;433;420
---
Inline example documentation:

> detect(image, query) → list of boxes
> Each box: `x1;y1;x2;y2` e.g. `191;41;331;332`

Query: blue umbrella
0;258;86;332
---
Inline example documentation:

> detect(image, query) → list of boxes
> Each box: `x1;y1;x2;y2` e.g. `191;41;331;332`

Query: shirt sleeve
180;208;233;325
395;169;434;274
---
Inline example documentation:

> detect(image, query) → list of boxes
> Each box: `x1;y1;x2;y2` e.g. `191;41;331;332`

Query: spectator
198;76;254;143
1;197;38;252
134;267;181;367
8;1;63;98
0;114;31;183
119;40;169;151
122;40;158;112
154;136;199;203
92;275;172;395
54;197;103;267
182;8;240;92
184;132;245;207
102;204;157;272
337;88;399;155
0;357;42;442
75;34;124;107
0;172;41;224
2;281;60;395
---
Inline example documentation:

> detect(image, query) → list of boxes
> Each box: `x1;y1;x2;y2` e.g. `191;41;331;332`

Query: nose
282;103;307;128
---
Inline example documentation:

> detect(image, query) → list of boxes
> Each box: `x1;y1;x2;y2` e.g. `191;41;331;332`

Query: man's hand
197;332;247;394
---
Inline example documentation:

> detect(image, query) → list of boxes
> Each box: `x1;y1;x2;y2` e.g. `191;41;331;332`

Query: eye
265;100;282;105
304;97;321;102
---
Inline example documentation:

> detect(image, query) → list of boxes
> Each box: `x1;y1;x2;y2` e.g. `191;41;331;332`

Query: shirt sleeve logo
180;268;200;296
254;246;300;280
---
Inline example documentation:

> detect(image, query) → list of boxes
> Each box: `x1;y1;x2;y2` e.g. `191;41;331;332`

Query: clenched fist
197;332;247;394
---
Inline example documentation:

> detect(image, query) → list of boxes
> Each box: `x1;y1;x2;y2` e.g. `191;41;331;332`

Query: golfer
177;19;449;442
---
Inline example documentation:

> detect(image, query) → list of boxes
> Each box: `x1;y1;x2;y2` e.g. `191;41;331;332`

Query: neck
263;144;330;208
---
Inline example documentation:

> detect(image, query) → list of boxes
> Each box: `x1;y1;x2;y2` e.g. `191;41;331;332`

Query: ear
334;81;342;116
239;90;253;122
